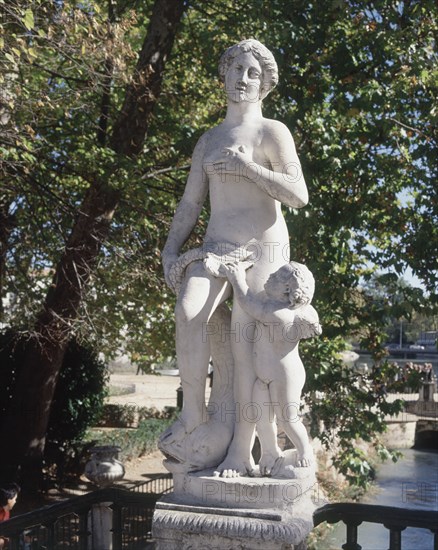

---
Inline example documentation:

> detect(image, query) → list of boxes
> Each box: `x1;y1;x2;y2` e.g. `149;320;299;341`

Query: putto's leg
253;379;283;476
269;369;314;468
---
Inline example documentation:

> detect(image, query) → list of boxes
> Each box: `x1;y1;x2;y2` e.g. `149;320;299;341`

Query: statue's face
224;51;262;104
264;265;293;301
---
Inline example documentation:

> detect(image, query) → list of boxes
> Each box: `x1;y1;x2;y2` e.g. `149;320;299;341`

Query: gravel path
108;372;182;411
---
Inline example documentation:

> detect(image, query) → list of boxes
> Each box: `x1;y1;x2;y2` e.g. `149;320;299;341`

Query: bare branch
388;117;433;142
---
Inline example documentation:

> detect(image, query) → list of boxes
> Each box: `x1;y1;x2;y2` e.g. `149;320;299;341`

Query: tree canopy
0;0;436;485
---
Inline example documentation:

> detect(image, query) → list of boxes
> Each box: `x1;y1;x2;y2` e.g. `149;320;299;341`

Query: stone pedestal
419;380;436;403
84;445;125;550
89;502;113;550
152;456;320;549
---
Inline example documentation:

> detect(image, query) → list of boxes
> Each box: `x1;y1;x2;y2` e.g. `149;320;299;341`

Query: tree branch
110;0;187;156
388;117;433;142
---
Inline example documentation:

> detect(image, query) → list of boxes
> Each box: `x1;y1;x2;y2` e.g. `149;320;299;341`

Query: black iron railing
314;502;438;550
130;474;173;495
0;485;168;549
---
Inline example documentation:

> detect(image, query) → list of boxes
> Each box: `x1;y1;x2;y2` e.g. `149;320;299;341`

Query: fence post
176;385;183;409
342;522;362;550
84;446;125;549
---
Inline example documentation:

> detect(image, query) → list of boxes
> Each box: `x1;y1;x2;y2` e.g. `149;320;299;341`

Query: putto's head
286;261;315;308
218;39;279;100
264;261;315;307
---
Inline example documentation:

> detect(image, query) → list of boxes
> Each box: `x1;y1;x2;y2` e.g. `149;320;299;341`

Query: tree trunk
0;0;187;487
0;200;14;321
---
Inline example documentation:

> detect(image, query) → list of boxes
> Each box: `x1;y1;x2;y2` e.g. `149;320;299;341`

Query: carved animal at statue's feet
159;303;236;473
159;418;233;473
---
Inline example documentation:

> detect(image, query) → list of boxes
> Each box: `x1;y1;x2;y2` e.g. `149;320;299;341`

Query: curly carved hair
286;261;315;308
218;39;279;100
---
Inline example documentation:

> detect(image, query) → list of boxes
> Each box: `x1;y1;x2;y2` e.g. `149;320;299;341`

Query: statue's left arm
221;120;308;208
252;120;308;207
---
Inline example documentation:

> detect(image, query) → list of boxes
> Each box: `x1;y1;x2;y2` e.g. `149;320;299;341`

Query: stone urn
84;445;125;487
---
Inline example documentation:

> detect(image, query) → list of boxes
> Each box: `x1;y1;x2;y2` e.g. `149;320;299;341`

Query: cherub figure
219;260;322;476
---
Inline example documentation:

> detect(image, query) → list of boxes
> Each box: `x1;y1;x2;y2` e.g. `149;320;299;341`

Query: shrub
44;338;109;475
97;404;138;427
96;403;176;428
0;329;108;480
86;414;177;462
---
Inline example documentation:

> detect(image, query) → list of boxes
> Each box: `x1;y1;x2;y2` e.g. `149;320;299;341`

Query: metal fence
0;475;174;549
129;474;173;496
314;502;438;550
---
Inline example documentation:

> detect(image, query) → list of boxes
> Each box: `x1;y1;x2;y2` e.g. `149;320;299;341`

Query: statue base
152;461;320;549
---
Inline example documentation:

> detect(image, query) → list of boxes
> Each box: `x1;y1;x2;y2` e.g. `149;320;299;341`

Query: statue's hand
223;145;252;163
212;145;252;182
162;252;179;289
222;261;247;284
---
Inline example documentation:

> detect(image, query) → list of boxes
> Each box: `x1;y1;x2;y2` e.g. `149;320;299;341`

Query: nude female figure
161;39;308;475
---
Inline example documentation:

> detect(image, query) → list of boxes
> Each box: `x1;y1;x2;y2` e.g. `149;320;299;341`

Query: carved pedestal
84;446;125;550
152;462;319;549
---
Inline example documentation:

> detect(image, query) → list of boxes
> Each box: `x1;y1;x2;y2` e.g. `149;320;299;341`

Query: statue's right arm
162;133;210;286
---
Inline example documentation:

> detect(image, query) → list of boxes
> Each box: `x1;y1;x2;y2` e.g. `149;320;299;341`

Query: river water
318;449;438;549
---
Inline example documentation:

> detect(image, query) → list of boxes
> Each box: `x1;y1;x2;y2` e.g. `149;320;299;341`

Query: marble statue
217;260;321;477
159;39;316;477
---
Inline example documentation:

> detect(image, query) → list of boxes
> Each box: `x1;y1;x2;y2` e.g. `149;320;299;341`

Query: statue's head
286;261;315;308
218;39;278;100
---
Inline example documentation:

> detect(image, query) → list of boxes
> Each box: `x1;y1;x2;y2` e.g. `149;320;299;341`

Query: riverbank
316;448;438;550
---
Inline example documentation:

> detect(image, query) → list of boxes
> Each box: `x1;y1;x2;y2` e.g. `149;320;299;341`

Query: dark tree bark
0;200;14;321
110;0;186;155
0;0;187;488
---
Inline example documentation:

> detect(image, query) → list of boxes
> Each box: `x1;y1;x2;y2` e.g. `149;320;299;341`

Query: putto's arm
222;264;274;322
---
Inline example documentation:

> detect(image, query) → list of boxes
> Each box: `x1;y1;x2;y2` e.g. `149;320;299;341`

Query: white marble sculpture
160;39;318;477
217;260;321;477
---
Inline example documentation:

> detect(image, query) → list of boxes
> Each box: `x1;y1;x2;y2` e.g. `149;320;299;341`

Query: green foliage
302;337;406;486
96;403;174;427
1;0;436;486
45;339;109;466
0;329;108;477
331;447;376;488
